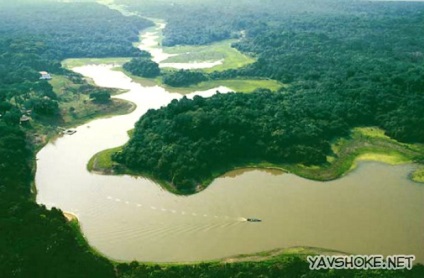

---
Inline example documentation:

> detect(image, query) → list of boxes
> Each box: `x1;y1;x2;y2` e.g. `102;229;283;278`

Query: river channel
35;22;424;263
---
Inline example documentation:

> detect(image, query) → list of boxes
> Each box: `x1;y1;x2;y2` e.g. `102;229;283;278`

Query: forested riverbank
112;0;424;191
0;1;144;276
2;0;424;277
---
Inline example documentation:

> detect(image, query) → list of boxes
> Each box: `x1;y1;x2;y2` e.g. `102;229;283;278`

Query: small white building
39;71;52;80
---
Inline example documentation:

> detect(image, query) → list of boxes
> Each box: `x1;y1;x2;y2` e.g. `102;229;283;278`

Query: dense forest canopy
114;0;424;192
1;0;424;277
0;1;149;276
0;2;152;59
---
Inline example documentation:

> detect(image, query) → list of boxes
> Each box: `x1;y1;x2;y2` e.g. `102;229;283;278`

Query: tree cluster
90;90;111;103
123;57;161;78
162;69;208;87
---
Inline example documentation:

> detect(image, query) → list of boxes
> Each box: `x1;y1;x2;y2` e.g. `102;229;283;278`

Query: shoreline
63;212;78;222
35;4;424;267
87;126;424;196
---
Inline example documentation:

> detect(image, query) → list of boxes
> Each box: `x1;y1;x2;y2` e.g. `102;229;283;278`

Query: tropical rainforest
1;0;424;277
115;0;424;191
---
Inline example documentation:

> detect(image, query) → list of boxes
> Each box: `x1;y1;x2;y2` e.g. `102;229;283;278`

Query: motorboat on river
246;218;262;222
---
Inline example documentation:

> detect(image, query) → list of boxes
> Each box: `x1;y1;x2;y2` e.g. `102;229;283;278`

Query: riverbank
32;2;424;268
64;212;78;222
26;72;136;152
160;39;255;73
117;67;283;94
87;126;424;195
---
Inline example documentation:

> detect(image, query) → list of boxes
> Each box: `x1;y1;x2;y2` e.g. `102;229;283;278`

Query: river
35;23;424;263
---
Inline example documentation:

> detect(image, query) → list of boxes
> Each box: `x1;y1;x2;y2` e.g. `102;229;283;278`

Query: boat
63;129;77;135
246;218;262;222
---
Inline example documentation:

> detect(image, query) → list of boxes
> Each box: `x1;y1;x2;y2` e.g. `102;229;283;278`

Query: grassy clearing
412;167;424;183
282;127;424;182
62;57;131;69
195;79;283;93
26;73;135;151
50;74;135;127
61;98;135;127
49;74;81;95
158;77;282;94
87;146;122;173
201;127;423;189
162;39;255;72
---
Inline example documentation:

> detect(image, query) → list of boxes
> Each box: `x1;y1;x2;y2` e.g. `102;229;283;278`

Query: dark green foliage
0;123;32;197
113;91;350;191
162;69;208;87
125;0;424;144
0;2;153;59
30;97;60;115
0;201;116;278
0;123;116;277
123;57;161;78
90;90;111;103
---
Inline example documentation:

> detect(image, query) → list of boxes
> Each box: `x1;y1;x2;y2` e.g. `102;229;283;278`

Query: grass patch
355;153;410;165
26;73;135;151
49;73;135;127
61;98;135;128
88;146;122;173
196;79;283;93
281;127;424;182
162;39;255;72
412;167;424;183
49;74;81;96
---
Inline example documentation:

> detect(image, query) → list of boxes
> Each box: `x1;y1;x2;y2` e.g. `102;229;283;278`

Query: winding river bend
35;25;424;263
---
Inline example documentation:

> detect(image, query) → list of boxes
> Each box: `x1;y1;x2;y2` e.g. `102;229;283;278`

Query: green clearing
88;146;122;174
195;79;283;93
412;167;424;183
24;73;135;150
161;39;256;72
281;127;424;182
49;74;135;126
49;74;81;94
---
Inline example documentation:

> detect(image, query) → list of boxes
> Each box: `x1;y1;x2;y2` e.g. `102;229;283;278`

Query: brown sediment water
35;64;424;263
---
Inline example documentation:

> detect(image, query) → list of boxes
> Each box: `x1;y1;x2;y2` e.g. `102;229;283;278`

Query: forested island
2;0;424;277
111;0;424;192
